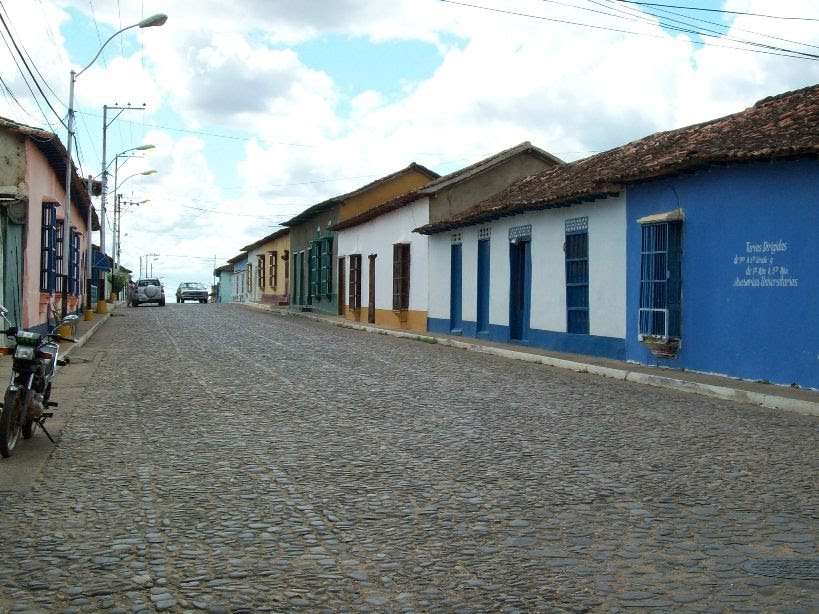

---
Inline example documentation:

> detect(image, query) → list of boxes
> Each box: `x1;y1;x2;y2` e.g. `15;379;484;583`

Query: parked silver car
132;278;165;307
176;282;209;303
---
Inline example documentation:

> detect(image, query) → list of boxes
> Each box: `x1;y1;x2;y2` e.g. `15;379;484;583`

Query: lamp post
116;198;150;272
112;169;157;274
141;254;159;278
89;144;155;316
63;13;167;318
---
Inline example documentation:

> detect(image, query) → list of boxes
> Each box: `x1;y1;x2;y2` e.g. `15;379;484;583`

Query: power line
439;0;819;60
614;1;819;21
0;2;67;129
592;0;819;58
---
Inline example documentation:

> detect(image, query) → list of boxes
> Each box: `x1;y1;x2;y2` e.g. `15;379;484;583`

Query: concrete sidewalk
243;300;819;417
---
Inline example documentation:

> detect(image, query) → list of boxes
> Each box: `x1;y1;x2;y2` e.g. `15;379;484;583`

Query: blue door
509;240;531;342
450;243;462;333
476;239;490;335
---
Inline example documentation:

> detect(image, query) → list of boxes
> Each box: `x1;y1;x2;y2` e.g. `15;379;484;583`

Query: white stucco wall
337;197;430;312
427;196;627;338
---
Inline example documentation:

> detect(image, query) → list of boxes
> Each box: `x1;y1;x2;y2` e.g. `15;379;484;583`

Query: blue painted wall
427;317;626;359
625;158;818;389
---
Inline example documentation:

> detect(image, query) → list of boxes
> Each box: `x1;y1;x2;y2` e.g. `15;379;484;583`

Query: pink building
0;117;97;332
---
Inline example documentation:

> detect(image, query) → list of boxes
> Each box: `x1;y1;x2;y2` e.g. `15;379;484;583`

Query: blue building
418;85;818;389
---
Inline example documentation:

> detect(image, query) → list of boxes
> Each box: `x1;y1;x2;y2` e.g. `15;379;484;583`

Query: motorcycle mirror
0;306;6;316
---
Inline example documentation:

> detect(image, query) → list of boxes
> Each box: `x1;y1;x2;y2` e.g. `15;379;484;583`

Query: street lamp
113;170;157;274
88;144;155;316
63;13;167;318
141;253;159;278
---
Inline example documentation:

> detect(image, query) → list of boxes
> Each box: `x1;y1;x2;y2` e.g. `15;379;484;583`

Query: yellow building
241;228;290;305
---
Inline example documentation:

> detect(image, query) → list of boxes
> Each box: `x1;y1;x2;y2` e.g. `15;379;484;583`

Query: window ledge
639;335;680;358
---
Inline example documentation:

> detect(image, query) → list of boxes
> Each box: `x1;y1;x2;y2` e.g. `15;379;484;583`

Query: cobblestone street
0;303;816;612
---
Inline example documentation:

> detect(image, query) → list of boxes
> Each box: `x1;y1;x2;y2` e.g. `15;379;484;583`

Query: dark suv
132;278;165;307
176;282;209;303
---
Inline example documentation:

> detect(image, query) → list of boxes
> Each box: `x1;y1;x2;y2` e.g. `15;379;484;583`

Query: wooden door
368;254;376;324
337;257;345;316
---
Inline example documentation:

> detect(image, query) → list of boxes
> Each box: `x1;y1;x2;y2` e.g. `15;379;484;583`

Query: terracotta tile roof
333;141;563;231
282;162;439;228
0;116;96;228
240;227;289;252
416;84;819;234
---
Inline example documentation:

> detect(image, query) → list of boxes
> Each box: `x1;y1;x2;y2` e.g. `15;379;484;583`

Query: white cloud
1;0;817;291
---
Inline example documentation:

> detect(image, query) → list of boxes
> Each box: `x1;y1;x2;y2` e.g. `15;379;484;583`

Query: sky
0;0;817;292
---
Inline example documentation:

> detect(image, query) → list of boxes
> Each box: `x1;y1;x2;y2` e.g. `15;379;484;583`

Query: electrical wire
614;1;819;21
440;0;819;60
598;0;819;52
0;3;67;129
590;0;819;59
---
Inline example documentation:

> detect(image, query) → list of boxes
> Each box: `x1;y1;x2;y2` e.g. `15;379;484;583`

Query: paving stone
0;305;815;612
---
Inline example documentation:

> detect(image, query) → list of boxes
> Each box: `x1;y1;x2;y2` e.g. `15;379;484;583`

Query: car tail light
0;346;13;355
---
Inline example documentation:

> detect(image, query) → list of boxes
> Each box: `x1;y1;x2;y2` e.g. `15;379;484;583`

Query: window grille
257;255;265;290
40;204;58;292
392;243;410;311
565;217;589;334
311;236;333;298
638;221;682;339
479;227;491;239
309;245;318;297
509;224;532;243
269;251;278;288
69;229;80;296
320;237;332;295
55;222;65;293
348;254;362;310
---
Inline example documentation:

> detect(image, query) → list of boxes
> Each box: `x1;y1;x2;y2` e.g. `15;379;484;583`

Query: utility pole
99;104;146;312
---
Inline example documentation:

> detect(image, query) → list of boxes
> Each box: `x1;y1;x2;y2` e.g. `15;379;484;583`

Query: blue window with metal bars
55;222;64;293
40;204;58;292
69;229;81;296
565;217;589;334
639;221;682;339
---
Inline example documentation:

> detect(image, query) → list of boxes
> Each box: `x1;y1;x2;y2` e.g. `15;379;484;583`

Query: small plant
108;270;130;294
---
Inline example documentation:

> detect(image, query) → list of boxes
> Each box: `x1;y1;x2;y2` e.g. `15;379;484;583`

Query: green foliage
108;270;130;293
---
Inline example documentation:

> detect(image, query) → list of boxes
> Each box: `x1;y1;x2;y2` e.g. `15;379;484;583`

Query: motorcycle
0;306;78;457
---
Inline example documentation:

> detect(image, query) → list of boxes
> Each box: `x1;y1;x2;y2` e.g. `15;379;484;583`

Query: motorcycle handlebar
2;327;17;336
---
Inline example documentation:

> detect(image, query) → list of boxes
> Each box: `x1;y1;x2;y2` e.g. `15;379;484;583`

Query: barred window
392;243;410;311
40;204;58;292
269;251;278;288
258;255;265;290
639;221;682;339
69;229;81;296
565;218;589;334
349;254;362;310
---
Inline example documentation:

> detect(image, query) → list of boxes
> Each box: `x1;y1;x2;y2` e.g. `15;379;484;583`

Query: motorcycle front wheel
0;389;24;457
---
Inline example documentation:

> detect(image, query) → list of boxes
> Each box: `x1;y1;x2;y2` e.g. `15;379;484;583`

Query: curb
242;301;819;417
61;309;112;361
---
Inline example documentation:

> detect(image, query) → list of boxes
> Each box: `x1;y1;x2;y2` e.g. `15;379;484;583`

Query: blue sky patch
295;35;445;101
